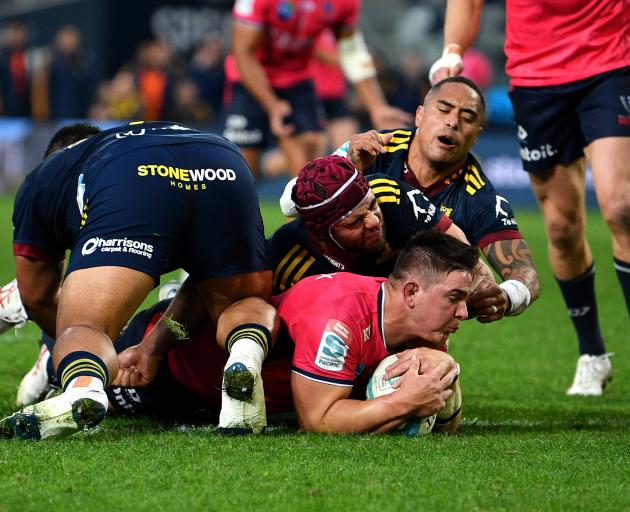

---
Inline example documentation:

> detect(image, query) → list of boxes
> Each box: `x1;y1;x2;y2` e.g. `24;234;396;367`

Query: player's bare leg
279;131;325;177
0;267;153;440
530;159;611;394
240;147;261;177
198;272;274;435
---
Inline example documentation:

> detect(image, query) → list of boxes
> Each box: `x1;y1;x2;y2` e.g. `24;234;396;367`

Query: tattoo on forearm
483;239;540;299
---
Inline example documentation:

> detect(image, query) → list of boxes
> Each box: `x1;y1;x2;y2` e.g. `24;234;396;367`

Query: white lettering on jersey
315;332;349;372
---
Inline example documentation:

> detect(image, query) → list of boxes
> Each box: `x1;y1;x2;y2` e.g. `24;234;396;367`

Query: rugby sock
613;257;630;316
225;323;271;372
556;264;605;356
57;351;109;392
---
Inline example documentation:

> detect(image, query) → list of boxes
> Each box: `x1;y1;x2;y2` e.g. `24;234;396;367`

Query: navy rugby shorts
509;66;630;173
67;141;269;281
321;95;353;121
223;80;324;148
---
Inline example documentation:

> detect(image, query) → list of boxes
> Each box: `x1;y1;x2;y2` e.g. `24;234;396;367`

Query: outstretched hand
346;130;393;171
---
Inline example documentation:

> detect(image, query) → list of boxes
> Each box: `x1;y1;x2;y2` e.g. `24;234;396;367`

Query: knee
18;285;56;315
545;212;584;254
600;195;630;236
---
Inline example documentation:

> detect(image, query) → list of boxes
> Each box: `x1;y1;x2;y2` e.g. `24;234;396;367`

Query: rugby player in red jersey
223;0;412;176
429;0;630;395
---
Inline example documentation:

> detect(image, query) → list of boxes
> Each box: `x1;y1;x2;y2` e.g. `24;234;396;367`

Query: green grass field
0;194;628;511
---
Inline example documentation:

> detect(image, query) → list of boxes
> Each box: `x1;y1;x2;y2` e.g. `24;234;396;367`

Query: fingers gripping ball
435;379;462;433
366;354;436;436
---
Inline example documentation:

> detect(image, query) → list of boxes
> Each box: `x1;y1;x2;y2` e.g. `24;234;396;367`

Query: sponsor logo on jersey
495;195;518;226
81;237;154;259
439;205;453;217
517;125;528;141
315;319;353;372
137;164;236;190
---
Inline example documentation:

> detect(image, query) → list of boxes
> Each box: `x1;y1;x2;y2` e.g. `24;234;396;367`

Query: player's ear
403;280;420;308
415;105;424;128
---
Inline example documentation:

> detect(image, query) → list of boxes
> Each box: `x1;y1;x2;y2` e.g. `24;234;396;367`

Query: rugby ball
366;354;436;436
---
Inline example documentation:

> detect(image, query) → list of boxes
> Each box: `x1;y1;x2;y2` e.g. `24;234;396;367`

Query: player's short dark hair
428;76;486;121
391;229;479;286
44;123;102;157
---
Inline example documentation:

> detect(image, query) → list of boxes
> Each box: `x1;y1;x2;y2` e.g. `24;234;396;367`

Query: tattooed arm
467;238;540;323
483;238;540;304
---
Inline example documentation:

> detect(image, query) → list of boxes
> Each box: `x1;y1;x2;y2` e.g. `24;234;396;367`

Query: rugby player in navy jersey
331;76;540;320
1;121;274;440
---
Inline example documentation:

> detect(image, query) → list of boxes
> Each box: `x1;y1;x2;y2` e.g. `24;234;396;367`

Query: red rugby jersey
505;0;630;87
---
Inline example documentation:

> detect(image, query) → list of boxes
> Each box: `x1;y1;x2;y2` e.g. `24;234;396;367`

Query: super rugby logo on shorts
137;164;236;191
315;319;353;372
82;237;153;259
619;96;630;126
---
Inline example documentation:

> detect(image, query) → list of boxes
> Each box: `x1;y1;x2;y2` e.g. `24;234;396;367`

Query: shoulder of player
367;173;404;206
271;222;322;293
379;128;414;154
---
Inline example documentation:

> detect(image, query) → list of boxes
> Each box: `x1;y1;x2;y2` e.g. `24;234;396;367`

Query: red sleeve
283;298;363;387
334;0;360;31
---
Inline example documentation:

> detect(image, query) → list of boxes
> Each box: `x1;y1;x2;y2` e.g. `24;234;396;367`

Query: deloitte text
82;237;153;259
519;144;557;162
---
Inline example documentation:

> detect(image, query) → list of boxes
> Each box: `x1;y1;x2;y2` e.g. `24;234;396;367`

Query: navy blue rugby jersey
269;173;451;293
12;122;243;261
336;128;522;248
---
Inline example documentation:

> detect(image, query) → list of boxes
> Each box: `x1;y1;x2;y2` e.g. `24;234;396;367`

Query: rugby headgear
293;155;370;245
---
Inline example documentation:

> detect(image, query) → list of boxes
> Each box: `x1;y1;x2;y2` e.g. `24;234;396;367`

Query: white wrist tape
279;177;298;217
338;31;376;83
499;279;531;316
428;47;464;84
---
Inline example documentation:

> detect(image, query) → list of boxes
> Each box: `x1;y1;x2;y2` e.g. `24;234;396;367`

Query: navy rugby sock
614;257;630;317
226;323;271;358
57;351;109;392
556;264;605;356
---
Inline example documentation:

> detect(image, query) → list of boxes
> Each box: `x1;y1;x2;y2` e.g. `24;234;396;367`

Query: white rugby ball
366;354;436;436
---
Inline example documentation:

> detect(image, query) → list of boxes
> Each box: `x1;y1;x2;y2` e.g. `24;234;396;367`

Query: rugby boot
567;353;613;396
217;361;266;435
0;389;107;440
0;279;28;335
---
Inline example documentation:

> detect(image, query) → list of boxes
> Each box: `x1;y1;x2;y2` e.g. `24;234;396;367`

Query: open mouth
437;135;456;148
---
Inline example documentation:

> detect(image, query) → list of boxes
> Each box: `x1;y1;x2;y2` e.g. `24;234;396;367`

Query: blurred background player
311;28;359;153
429;0;630;395
328;77;539;322
222;0;412;177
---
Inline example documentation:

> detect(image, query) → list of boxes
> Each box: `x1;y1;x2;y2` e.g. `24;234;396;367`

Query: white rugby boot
0;279;28;335
1;379;108;440
218;342;266;435
566;353;613;396
16;344;54;407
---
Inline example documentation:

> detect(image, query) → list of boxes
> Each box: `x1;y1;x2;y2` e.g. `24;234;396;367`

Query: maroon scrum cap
293;155;370;242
